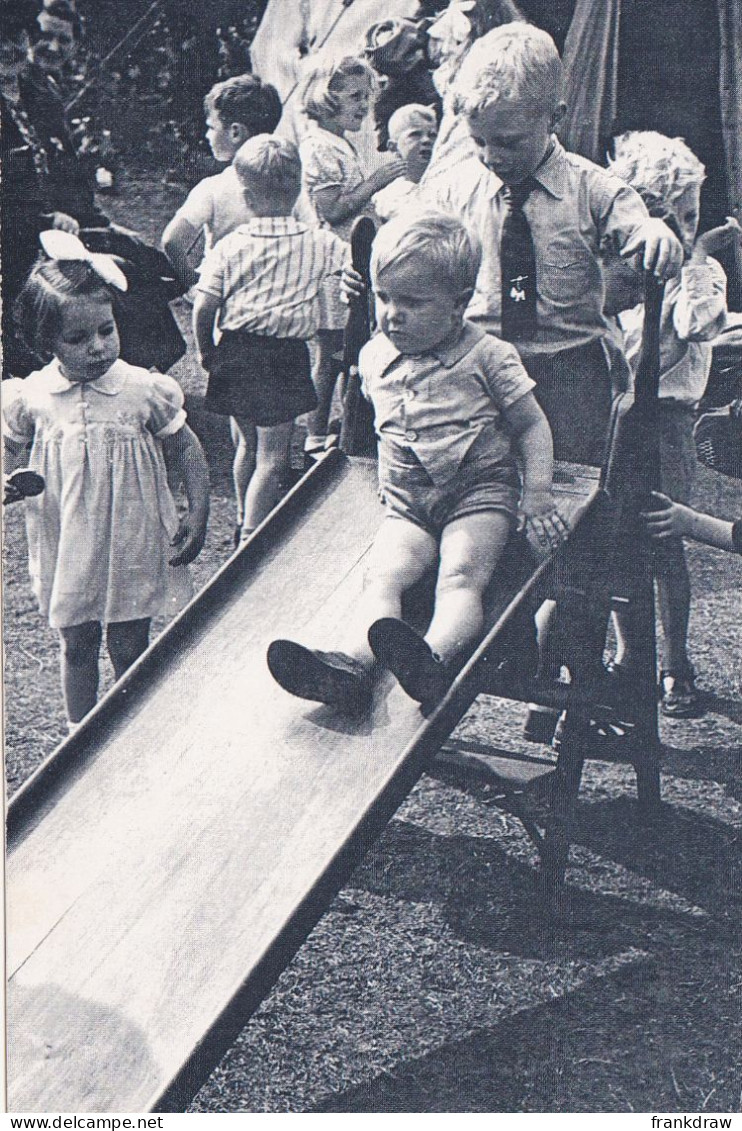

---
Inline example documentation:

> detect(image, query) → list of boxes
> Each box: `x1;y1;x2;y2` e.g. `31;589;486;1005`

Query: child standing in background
161;74;283;292
298;55;405;463
193;136;350;544
3;240;209;726
607;131;740;715
372;104;439;223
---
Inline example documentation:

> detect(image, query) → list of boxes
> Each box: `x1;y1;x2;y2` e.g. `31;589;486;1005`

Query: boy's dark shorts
205;330;318;426
378;430;521;538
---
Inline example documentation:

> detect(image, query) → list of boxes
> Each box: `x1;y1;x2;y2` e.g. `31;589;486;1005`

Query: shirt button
405;430;417;442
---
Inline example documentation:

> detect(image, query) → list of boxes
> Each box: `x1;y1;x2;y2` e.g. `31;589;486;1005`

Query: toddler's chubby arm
642;491;736;551
192;291;221;371
503;392;570;552
162;424;210;566
162;214;201;292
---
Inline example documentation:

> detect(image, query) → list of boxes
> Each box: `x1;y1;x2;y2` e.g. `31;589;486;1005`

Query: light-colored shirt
372;177;426;223
174;165;254;265
618;256;728;404
359;320;534;486
427;137;653;358
197;216;350;339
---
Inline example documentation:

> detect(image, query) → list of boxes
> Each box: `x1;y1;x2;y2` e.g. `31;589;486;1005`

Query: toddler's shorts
206;330;318;425
378;429;521;538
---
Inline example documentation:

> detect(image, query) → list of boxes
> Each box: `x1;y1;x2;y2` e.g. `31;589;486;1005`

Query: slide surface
6;453;598;1112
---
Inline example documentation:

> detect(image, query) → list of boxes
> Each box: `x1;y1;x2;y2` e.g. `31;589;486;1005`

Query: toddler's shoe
659;666;704;718
367;617;450;709
267;640;372;714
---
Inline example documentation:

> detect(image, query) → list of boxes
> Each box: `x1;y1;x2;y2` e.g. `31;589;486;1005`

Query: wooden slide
6;450;598;1113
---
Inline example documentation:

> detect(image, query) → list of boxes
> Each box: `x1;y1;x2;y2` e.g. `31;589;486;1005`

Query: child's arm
620;217;684;280
503;392;570;549
162;215;201;292
162;424;210;566
311;156;407;226
672;219;741;341
642;491;737;552
192;291;221;371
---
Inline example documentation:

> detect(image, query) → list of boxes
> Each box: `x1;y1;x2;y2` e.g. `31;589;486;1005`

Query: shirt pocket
540;238;596;305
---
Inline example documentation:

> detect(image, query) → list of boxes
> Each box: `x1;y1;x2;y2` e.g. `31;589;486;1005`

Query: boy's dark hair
41;0;83;39
14;260;117;363
204;73;282;135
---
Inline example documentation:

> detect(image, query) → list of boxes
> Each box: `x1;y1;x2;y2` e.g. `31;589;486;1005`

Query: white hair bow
39;229;128;291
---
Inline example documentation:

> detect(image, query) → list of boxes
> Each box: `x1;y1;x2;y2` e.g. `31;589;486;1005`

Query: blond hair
371;210;481;294
608;131;705;216
452;22;562;117
233;134;302;203
300;55;376;125
386;103;438;144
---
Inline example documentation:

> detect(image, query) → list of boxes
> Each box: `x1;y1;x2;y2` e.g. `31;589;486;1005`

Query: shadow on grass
312;942;741;1112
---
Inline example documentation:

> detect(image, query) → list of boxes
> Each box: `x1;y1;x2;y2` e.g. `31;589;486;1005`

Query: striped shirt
197;216;350;340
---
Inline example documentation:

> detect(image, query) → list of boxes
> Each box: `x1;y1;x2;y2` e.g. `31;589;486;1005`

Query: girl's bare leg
59;621;103;723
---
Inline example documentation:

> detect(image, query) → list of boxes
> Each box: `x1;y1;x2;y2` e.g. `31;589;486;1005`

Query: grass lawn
3;174;742;1114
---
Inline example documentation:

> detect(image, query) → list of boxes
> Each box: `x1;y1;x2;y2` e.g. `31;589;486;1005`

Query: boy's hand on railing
641;491;693;540
622;218;683;280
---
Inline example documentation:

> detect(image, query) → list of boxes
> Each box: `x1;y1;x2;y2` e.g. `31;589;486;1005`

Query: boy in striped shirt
194;135;350;543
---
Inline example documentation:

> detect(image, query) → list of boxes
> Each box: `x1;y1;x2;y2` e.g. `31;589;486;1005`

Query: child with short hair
193;135;351;542
4;239;209;726
605;130;740;716
162;74;283;292
267;211;566;714
298;55;406;462
372;103;439;222
432;22;684;466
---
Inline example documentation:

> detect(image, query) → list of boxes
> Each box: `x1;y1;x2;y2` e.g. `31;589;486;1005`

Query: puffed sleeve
146;372;187;438
2;378;36;445
300;135;346;196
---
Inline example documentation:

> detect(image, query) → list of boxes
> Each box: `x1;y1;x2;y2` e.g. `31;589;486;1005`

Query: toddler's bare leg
425;511;512;663
230;415;256;527
107;618;151;681
242;420;293;531
342;515;438;665
59;621;103;723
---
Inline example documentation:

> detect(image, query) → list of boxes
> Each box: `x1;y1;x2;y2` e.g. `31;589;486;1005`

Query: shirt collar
46;357;125;395
374;321;484;375
241;216;309;237
529;136;567;199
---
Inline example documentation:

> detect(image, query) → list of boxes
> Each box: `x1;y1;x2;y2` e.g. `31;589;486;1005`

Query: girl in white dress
3;238;209;726
299;55;405;460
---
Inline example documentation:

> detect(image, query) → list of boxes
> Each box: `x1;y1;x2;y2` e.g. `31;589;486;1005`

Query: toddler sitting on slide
267;210;567;715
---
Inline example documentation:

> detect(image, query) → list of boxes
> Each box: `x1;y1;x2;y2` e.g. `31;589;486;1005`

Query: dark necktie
500;179;538;342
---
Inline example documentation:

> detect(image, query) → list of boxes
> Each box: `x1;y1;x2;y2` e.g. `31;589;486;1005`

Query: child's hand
43;211;80;234
370;156;408;192
169;515;207;566
621;218;683;280
641;491;693;540
693;216;742;259
340;264;366;305
519;489;570;553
